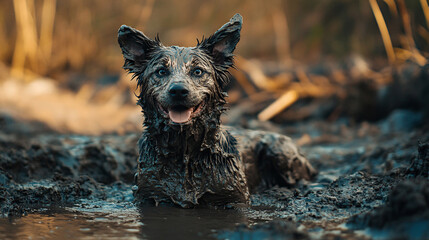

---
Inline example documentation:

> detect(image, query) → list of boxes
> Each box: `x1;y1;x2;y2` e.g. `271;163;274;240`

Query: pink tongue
168;108;193;123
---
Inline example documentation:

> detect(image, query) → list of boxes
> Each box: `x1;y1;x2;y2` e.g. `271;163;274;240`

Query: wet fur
118;14;316;208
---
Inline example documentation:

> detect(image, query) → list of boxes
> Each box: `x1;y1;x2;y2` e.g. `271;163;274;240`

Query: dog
118;14;316;208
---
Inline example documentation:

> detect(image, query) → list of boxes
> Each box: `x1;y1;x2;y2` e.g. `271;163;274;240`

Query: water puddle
0;204;252;240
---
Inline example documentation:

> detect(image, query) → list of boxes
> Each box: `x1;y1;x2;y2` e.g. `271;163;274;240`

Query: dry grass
369;0;396;63
421;0;429;28
1;0;427;81
0;0;428;132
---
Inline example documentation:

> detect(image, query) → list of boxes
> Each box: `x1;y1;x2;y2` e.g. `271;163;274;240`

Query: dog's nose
168;84;189;99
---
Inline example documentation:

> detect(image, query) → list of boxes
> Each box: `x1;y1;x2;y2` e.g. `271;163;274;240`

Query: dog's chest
136;139;249;207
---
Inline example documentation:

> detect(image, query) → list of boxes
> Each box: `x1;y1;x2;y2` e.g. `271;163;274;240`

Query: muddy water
0;208;141;240
0;204;253;240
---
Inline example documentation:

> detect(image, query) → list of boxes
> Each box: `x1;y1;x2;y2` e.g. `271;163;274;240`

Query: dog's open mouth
158;102;204;124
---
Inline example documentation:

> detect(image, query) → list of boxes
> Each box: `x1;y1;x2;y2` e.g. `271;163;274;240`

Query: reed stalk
369;0;396;63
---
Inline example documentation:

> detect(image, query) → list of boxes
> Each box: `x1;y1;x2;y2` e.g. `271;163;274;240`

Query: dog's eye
192;68;204;77
156;68;168;77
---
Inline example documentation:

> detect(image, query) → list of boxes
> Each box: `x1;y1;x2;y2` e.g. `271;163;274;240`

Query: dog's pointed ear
198;14;242;68
118;25;160;73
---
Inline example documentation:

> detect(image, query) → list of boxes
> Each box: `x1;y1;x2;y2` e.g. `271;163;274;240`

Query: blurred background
0;0;428;135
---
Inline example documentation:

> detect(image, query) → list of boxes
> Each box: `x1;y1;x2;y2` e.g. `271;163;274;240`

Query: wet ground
0;109;428;239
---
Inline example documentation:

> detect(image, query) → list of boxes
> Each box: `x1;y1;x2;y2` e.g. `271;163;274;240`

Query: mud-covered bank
0;112;428;239
0;114;139;216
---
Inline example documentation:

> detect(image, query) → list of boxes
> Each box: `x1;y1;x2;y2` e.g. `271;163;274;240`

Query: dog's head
118;14;242;125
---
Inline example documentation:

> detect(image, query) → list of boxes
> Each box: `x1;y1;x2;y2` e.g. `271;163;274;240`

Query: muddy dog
118;14;316;208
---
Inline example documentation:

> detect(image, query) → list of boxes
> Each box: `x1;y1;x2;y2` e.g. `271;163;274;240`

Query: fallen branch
258;90;298;121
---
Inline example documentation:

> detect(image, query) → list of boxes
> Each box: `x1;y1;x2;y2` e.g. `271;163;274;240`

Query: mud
0;111;428;239
349;180;429;237
0;117;139;216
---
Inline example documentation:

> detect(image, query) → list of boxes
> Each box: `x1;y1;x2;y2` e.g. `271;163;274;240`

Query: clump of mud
347;140;429;239
349;180;429;239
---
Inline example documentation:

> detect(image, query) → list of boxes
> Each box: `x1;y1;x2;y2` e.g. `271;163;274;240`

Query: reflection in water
0;208;141;240
138;206;248;239
0;205;248;239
